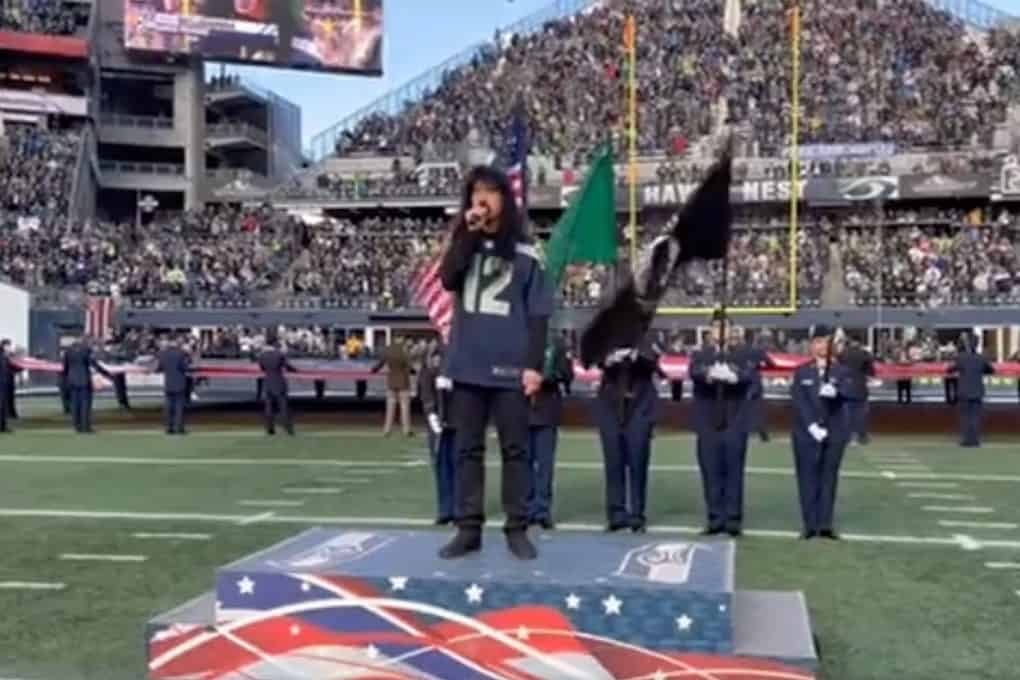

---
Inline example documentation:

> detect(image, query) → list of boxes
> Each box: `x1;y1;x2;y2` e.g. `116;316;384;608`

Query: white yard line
238;511;275;526
939;520;1018;530
281;487;344;495
907;493;976;501
984;562;1020;570
0;581;65;591
132;532;211;541
3;507;1017;550
897;482;960;489
59;553;147;562
923;506;995;514
237;500;306;508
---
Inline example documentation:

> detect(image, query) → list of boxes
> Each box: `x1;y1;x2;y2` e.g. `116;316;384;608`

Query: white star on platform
237;576;255;595
389;576;408;592
365;644;380;660
516;626;530;640
676;614;694;632
465;583;485;604
565;593;582;610
651;670;668;680
300;582;311;593
602;594;622;616
290;625;301;636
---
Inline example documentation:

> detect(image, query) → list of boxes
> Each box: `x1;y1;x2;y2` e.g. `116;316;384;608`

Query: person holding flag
526;335;573;530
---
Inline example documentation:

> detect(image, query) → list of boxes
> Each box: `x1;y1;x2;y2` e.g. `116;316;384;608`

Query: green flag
542;144;618;377
544;144;618;286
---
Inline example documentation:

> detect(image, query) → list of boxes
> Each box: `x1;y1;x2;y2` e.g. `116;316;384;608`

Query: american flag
85;296;115;341
413;106;530;341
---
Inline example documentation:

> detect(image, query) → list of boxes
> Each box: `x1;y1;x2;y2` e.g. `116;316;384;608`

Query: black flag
580;146;734;367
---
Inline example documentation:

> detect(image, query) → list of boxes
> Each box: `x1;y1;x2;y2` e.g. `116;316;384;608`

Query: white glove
719;365;739;384
808;423;828;443
819;383;837;399
706;363;726;382
606;348;637;366
435;375;453;391
427;413;442;435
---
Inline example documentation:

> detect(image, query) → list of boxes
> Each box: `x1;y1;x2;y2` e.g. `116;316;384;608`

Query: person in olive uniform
526;337;574;529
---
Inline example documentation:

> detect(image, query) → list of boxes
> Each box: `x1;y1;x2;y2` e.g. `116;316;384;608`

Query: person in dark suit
0;339;17;433
155;337;192;435
689;316;754;538
790;325;853;540
842;339;876;445
948;333;995;448
527;337;574;530
61;337;114;434
592;337;663;534
738;331;775;443
257;335;298;435
419;346;456;525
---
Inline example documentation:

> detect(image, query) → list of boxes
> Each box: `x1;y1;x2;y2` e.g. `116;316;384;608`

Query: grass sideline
0;428;1018;679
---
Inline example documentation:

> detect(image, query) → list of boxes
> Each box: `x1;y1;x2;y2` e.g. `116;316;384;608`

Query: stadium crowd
0;0;90;36
331;0;1019;160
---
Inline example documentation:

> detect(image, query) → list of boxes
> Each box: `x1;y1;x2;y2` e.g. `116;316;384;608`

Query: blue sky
220;0;1020;151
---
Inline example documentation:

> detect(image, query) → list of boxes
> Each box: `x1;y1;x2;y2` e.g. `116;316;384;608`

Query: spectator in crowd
0;0;89;36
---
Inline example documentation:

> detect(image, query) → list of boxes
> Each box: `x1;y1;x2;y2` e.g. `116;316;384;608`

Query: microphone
465;204;490;229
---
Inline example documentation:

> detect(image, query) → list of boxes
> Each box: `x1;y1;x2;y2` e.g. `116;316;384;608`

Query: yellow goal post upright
654;0;801;317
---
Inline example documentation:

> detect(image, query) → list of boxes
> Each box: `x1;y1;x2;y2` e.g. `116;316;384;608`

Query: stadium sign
794;142;896;160
991;155;1020;201
899;174;990;199
643;179;807;206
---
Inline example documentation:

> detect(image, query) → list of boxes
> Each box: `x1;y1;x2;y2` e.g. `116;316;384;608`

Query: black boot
505;530;537;560
438;530;481;559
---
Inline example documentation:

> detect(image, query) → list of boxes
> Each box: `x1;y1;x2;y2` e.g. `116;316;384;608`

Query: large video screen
124;0;382;75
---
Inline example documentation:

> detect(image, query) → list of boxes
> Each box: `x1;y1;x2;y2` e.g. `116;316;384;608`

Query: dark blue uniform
0;346;17;433
418;359;456;524
156;346;192;435
61;342;113;433
527;341;574;527
593;342;661;532
441;238;554;535
741;343;774;442
258;348;297;435
689;346;754;534
949;351;994;447
790;361;853;537
842;344;876;445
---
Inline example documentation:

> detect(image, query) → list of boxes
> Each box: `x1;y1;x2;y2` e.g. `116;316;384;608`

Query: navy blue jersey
446;241;554;389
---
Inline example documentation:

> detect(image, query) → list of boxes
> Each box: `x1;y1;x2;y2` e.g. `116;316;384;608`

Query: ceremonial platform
146;528;818;679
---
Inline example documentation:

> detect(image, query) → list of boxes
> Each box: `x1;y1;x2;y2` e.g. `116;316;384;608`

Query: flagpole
626;15;638;268
789;0;800;310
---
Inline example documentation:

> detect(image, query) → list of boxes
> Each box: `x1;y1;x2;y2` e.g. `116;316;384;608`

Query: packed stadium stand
0;0;1017;363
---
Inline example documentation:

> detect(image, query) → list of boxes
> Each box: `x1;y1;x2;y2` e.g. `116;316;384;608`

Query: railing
99;160;185;176
206;76;272;102
100;113;173;130
207;122;269;147
308;0;600;160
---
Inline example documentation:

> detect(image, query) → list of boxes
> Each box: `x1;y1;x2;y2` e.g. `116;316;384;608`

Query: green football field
1;405;1019;679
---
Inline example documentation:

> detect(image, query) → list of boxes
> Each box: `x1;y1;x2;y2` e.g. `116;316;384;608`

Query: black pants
944;377;958;405
451;383;530;532
896;380;912;404
70;386;93;432
6;381;15;419
960;398;982;447
263;392;293;433
164;391;187;433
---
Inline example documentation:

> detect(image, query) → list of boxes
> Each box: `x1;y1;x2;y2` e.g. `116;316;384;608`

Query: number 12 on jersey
463;254;512;316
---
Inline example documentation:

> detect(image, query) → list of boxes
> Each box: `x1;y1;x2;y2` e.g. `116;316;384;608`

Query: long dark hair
457;165;526;260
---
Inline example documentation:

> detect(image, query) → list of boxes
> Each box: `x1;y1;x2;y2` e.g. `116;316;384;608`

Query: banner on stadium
0;30;87;59
793;142;896;160
641;176;899;206
991;155;1020;201
898;174;991;199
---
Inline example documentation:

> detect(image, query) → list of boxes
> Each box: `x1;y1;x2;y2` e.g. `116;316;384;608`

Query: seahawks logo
839;177;899;201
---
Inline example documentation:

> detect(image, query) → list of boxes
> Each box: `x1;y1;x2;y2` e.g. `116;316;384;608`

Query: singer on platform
437;166;554;561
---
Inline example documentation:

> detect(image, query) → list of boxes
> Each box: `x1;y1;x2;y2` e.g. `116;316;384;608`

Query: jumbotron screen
124;0;383;75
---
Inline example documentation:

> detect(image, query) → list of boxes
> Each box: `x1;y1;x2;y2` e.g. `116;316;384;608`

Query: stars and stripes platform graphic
146;528;817;679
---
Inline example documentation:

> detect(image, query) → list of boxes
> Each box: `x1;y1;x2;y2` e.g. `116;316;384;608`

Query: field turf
0;406;1019;679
